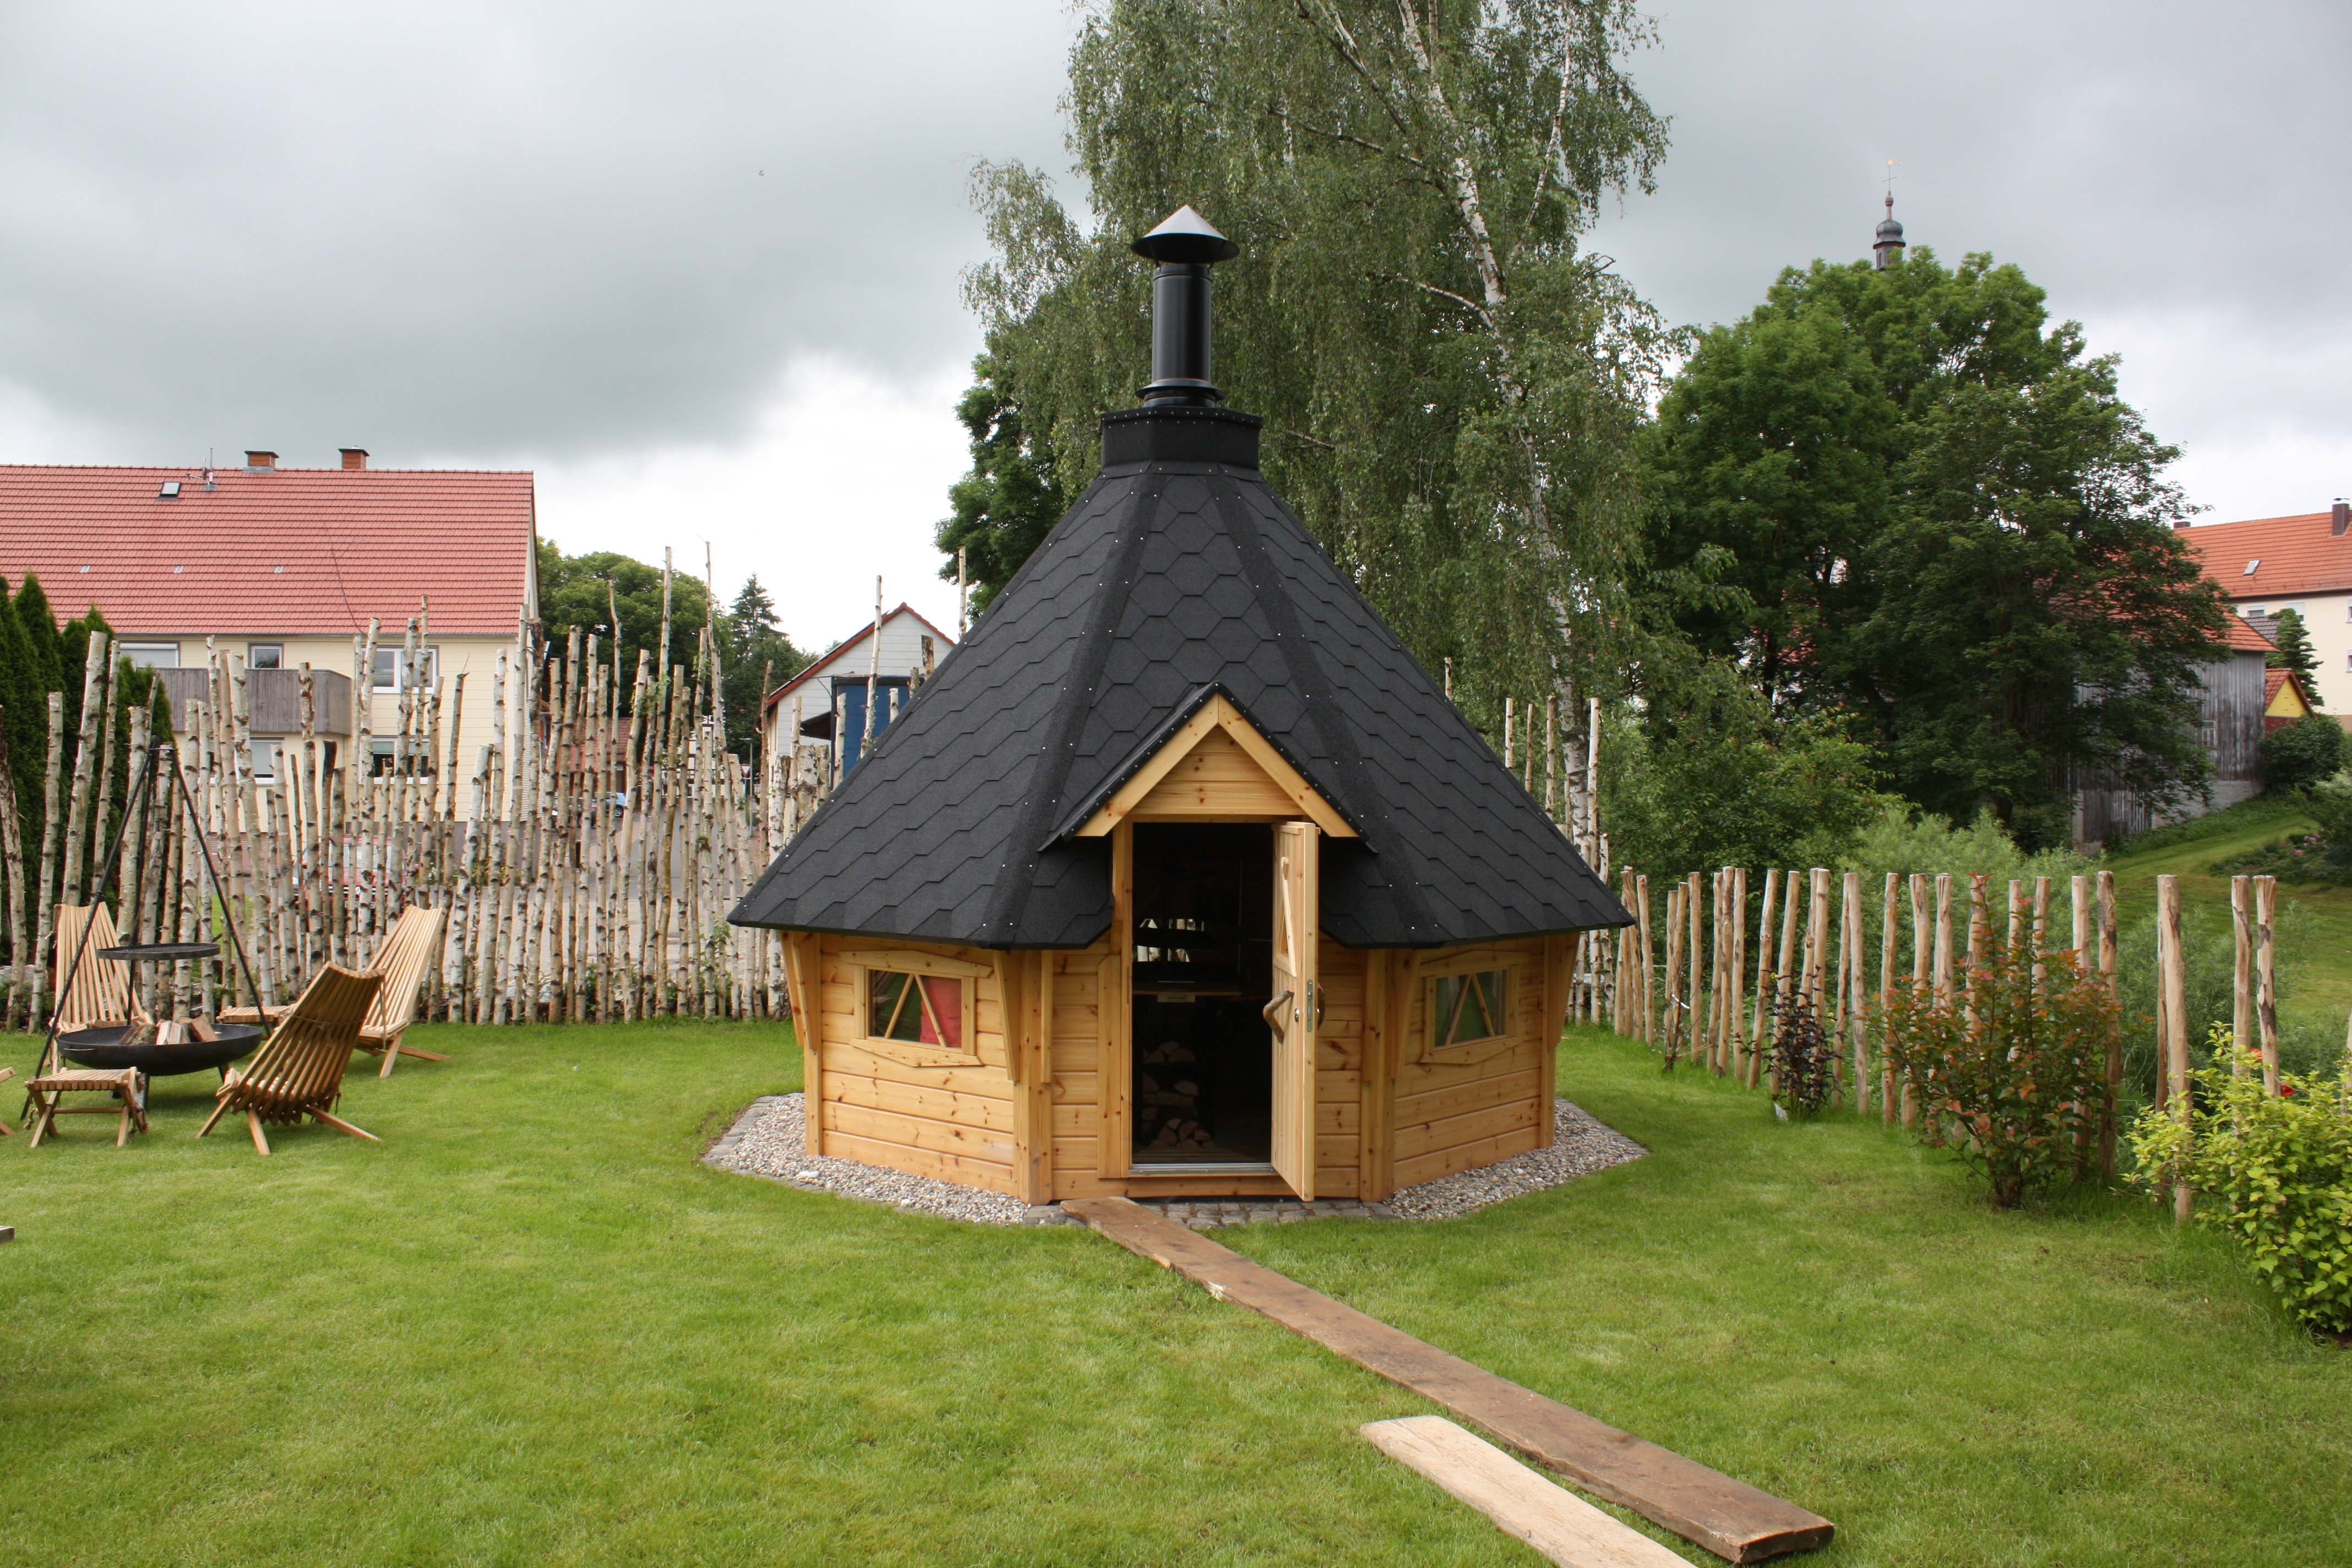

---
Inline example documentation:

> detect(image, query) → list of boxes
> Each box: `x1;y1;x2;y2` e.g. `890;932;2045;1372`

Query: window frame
1417;946;1530;1065
247;643;284;670
249;737;282;783
119;642;179;669
841;948;988;1070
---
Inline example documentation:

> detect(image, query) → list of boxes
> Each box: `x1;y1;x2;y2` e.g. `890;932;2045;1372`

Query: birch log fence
2;618;864;1035
1565;864;2320;1189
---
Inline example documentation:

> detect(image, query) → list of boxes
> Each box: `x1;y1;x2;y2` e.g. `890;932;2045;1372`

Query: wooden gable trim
1077;694;1355;838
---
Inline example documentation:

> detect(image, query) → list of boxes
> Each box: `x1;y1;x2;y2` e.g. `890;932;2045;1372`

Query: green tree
2266;608;2322;704
1598;666;1885;879
718;575;808;758
955;0;1678;733
936;356;1071;612
535;540;711;696
1645;249;2226;849
2261;714;2349;794
13;573;64;700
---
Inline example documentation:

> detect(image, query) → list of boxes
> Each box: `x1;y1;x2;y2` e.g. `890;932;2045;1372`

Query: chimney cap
244;450;277;470
340;448;369;471
1131;205;1239;265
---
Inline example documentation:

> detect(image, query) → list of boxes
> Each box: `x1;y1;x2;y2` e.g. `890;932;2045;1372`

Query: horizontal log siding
818;937;1018;1193
1391;937;1548;1190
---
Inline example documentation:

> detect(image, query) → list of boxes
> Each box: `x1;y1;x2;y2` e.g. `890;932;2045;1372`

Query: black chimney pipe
1131;206;1239;406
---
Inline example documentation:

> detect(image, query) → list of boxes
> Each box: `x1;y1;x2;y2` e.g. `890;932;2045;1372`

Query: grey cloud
0;2;1073;464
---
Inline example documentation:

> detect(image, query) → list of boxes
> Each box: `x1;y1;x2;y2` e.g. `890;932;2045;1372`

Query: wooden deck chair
22;904;151;1148
219;905;449;1077
199;964;385;1156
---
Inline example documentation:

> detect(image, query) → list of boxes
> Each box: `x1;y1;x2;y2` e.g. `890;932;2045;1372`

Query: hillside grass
1;1021;2345;1566
2101;794;2352;1025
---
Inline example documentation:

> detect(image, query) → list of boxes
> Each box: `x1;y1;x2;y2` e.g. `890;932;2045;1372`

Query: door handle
1311;982;1325;1030
1262;990;1293;1031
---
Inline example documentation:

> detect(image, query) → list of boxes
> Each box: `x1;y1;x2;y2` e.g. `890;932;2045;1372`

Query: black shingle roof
728;408;1630;949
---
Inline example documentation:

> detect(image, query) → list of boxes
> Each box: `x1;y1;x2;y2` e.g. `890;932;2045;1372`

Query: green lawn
3;1021;2345;1566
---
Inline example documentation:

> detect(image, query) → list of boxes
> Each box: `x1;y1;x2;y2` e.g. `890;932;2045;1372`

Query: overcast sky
2;2;2344;651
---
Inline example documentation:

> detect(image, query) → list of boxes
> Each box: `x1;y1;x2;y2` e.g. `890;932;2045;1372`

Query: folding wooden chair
23;904;151;1148
199;964;385;1156
219;905;449;1077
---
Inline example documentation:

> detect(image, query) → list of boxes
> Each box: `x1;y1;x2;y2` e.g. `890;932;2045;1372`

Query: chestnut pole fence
1569;866;2316;1190
2;618;870;1036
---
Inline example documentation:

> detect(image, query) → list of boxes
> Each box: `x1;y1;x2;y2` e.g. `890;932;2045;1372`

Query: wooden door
1268;821;1320;1200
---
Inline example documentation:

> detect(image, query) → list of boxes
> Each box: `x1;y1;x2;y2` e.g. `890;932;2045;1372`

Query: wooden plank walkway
1363;1416;1693;1568
1063;1196;1833;1564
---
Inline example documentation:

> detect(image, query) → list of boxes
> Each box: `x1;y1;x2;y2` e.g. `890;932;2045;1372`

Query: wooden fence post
1729;867;1747;1076
1636;873;1654;1047
1686;872;1703;1068
2231;874;2252;1072
1879;872;1898;1123
1844;870;1867;1117
2158;874;2191;1222
2255;874;2279;1093
1750;868;1781;1080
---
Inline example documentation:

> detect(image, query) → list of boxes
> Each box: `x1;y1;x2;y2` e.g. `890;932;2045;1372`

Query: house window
1433;970;1509;1051
250;739;282;782
372;647;438;691
369;738;398;776
248;644;282;669
868;971;966;1049
121;643;179;669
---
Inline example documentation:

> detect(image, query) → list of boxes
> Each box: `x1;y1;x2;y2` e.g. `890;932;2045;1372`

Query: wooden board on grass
1063;1196;1832;1564
1362;1415;1691;1568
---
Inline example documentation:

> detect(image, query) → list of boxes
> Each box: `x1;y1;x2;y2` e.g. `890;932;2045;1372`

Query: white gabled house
758;602;954;780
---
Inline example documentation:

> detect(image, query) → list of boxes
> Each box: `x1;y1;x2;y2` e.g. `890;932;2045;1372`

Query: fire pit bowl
56;1024;264;1077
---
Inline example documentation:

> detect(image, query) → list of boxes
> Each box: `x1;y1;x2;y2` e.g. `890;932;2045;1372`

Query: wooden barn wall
815;936;1020;1196
1390;936;1551;1193
2074;650;2267;846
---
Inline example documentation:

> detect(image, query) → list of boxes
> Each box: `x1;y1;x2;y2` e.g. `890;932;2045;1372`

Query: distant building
2264;667;2317;731
757;603;953;781
2074;611;2275;845
2179;500;2352;714
0;450;536;805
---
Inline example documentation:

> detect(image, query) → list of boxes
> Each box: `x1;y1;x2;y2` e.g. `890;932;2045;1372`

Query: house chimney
245;450;276;471
1130;206;1239;406
2333;498;2348;537
341;448;369;471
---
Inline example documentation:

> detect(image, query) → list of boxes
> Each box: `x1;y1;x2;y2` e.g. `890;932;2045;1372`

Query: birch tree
955;0;1677;733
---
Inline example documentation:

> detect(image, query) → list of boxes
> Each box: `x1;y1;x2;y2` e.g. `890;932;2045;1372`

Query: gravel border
705;1093;1645;1229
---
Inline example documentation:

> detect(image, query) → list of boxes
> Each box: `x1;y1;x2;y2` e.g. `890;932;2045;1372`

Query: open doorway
1129;823;1274;1166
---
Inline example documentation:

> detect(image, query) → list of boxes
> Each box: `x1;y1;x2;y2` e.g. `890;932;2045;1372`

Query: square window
1433;969;1509;1050
120;642;179;669
868;970;965;1049
248;643;282;669
369;737;398;776
250;738;281;782
372;647;438;691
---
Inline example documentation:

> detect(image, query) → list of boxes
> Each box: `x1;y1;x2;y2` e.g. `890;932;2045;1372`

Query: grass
2100;795;2352;1027
3;1020;2346;1565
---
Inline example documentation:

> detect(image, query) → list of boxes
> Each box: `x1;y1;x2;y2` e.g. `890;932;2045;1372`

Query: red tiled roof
0;463;535;637
2181;510;2348;599
2224;612;2277;654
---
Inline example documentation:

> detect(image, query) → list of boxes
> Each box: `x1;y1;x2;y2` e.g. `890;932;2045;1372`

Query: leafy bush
1839;802;2089;890
2261;714;2351;793
2129;1035;2352;1333
1881;941;2118;1207
1768;989;1837;1115
2206;830;2352;888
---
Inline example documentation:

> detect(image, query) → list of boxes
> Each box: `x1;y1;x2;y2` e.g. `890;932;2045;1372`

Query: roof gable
729;410;1627;949
1072;690;1354;839
762;603;954;712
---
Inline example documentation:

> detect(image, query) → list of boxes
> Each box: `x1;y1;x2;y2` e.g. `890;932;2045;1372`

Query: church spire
1874;192;1906;270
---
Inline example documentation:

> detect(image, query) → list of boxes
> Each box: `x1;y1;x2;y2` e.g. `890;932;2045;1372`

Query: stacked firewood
1136;1038;1212;1151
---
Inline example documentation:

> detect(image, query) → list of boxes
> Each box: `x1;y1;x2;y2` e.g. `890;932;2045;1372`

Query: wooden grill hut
731;208;1630;1204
